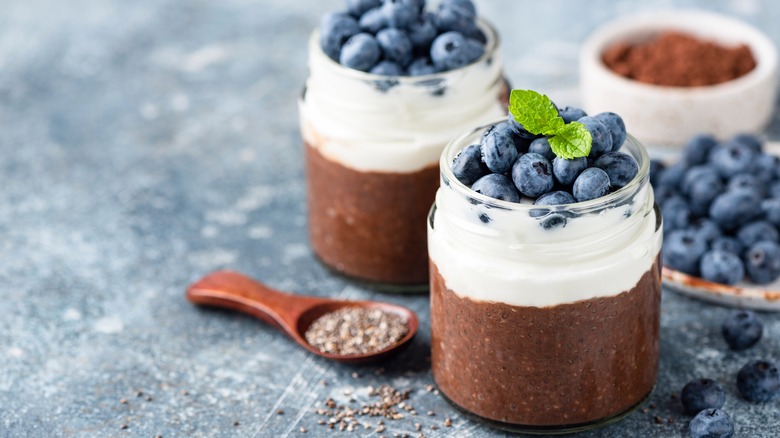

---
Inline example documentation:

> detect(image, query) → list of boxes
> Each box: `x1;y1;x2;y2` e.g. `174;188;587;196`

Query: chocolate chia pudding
300;19;508;287
306;145;439;284
430;260;661;427
427;124;662;432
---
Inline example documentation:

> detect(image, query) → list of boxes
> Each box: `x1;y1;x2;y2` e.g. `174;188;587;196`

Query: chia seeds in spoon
305;308;408;356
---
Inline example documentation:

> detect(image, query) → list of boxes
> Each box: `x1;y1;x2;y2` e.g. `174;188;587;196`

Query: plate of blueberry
653;134;780;310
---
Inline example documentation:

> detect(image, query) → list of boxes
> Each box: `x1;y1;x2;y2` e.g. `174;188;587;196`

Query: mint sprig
508;89;592;159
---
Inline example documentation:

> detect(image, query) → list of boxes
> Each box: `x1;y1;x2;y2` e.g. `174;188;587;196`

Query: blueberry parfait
301;0;509;286
652;133;780;287
428;90;662;431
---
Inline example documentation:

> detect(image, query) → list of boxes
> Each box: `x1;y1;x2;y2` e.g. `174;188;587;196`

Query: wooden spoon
186;270;419;364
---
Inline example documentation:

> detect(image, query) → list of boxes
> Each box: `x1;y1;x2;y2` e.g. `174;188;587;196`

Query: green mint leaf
548;122;592;159
508;89;563;135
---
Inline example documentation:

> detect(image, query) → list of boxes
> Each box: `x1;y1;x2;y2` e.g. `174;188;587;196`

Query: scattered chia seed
145;395;153;402
233;420;240;427
300;426;307;433
444;417;452;427
277;409;285;415
119;398;127;404
304;308;408;356
120;424;128;430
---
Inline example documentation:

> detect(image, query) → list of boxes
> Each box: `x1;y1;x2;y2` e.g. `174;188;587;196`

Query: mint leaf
508;89;563;135
548;122;592;159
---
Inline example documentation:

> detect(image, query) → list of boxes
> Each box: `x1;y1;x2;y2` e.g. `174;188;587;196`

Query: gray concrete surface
0;0;779;436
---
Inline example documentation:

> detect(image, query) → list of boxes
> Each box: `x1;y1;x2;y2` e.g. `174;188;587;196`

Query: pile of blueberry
652;134;780;286
319;0;487;75
683;310;779;438
451;106;638;228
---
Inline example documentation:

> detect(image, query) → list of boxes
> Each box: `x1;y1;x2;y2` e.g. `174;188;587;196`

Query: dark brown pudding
306;145;439;285
430;259;661;428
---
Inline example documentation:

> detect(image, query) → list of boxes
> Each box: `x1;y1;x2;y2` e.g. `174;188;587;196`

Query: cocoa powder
603;31;756;87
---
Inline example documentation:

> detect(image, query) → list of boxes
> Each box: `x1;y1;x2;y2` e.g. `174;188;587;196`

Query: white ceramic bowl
580;10;779;147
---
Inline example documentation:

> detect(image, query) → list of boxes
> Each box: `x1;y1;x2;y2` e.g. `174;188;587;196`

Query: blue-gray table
1;0;779;436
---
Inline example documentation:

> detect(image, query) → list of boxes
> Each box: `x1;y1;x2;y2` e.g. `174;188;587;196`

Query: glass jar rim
309;17;501;83
439;121;651;215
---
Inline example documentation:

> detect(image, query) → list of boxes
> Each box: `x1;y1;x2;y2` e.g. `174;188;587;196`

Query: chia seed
304;308;408;356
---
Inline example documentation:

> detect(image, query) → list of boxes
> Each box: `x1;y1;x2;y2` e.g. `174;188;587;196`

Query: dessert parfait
428;90;663;432
300;0;508;287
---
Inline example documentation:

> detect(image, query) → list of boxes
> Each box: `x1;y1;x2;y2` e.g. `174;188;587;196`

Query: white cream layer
429;184;661;308
299;29;506;173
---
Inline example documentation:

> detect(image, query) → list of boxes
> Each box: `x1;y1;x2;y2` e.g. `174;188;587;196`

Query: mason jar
299;20;508;289
428;123;663;433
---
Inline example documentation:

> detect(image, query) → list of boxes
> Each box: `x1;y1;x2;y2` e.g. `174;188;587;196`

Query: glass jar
299;20;508;289
428;123;663;433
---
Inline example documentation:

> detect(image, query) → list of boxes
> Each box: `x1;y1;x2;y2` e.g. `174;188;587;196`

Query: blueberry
736;360;780;402
359;7;388;33
743;240;780;284
407;57;437;76
347;0;382;17
339;33;382;71
711;236;744;256
761;198;780;227
512;153;554;198
649;159;666;187
430;31;481;71
577;116;613;159
381;0;419;29
593;112;627;151
657;161;687;191
506;113;538;140
528;137;555;162
681;378;726;415
700;250;745;285
572;167;610;202
320;12;361;61
370;60;403;75
690;218;721;243
688;178;724;217
466;26;487;44
376;28;413;66
451;144;487;186
682;134;718;166
653;184;676;207
662;195;693;231
462;38;485;63
689;409;734;438
534;190;577;206
434;0;477;35
737;221;779;247
558;106;587;124
681;165;721;195
755;154;780;184
730;133;763;153
722;310;763;350
471;173;520;203
771;181;780;199
709;191;761;231
552;156;588;187
594;151;639;189
709;142;757;179
439;0;476;15
728;173;764;196
407;12;437;52
480;122;519;173
663;229;707;275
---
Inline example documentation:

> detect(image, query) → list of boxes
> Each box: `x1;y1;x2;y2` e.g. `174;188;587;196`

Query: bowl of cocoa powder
580;10;778;146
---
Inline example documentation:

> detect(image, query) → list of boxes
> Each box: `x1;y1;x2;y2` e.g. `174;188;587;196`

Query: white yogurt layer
429;183;662;308
299;26;506;173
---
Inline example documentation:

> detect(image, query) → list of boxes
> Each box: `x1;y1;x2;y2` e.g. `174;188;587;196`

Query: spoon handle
186;270;312;332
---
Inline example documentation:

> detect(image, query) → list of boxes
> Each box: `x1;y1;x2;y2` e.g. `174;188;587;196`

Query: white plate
661;142;780;311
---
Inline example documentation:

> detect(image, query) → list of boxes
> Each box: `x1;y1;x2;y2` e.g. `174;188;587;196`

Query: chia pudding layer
430;260;661;426
305;143;439;284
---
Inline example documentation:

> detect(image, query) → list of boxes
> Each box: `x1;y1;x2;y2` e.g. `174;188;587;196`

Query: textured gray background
1;0;779;437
